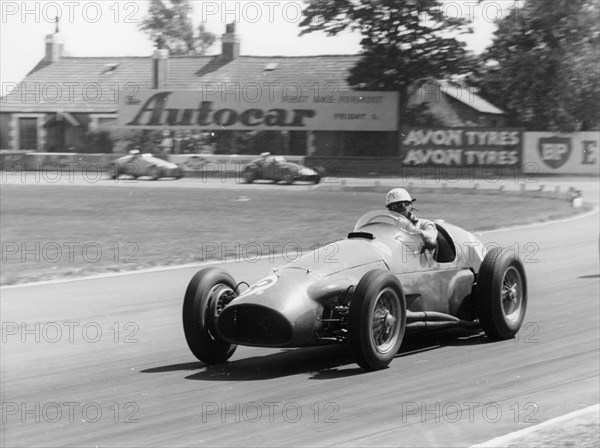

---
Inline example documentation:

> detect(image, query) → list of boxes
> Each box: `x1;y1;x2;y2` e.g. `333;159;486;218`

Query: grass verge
0;185;591;285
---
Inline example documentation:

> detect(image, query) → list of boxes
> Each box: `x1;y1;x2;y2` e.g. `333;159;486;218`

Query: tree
299;0;474;102
474;0;600;131
139;0;216;55
195;24;217;56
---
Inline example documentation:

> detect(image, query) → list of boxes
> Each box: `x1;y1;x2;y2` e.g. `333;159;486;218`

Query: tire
312;173;321;184
281;168;295;185
243;166;258;183
182;268;238;364
175;169;184;180
124;163;138;179
109;163;120;179
349;269;406;370
148;166;161;180
476;247;527;340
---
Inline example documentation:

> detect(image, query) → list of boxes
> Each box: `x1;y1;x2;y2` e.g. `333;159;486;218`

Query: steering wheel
367;213;410;226
354;211;416;233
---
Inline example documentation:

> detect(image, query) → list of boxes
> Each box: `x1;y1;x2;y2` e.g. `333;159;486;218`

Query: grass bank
0;185;589;285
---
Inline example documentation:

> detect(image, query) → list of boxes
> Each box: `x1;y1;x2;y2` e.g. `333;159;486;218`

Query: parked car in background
109;151;184;180
242;153;321;184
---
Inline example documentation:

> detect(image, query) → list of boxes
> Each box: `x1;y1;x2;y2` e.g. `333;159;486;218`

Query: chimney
152;49;169;89
221;23;240;60
44;17;63;63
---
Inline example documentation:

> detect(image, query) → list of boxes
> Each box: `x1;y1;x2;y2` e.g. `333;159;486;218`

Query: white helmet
385;188;414;207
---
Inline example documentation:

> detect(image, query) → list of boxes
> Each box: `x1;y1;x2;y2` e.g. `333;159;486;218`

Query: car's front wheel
148;166;161;180
281;168;295;185
349;269;406;370
182;268;238;364
476;247;527;340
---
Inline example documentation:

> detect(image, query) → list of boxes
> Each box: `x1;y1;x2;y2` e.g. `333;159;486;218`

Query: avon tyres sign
523;132;599;174
118;90;398;131
400;128;523;166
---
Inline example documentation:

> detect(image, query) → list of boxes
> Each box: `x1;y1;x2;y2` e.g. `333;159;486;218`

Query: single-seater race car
109;151;184;180
242;153;321;184
183;210;527;370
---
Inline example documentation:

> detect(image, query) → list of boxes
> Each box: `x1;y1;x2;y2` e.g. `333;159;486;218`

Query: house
1;24;505;156
406;78;506;127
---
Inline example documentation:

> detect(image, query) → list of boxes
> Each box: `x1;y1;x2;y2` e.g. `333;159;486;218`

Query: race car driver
385;188;438;251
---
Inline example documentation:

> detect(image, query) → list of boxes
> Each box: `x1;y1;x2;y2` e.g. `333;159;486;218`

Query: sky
0;1;517;96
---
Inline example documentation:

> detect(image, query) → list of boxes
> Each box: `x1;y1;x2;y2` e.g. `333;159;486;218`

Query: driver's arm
417;220;438;251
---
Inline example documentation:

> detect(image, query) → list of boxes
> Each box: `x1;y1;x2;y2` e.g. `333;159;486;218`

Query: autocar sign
118;89;398;131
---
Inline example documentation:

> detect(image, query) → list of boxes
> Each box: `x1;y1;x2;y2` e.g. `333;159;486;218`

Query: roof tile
2;55;360;112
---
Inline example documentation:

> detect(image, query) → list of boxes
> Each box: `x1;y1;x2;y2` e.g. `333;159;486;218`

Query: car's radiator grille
217;305;293;346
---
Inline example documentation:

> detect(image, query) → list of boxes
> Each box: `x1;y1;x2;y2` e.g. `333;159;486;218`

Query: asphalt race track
1;177;599;447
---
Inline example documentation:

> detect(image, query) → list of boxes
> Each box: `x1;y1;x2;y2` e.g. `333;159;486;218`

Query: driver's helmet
385;188;414;208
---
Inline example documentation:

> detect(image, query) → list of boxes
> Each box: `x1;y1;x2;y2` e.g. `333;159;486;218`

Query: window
19;117;38;150
0;114;9;149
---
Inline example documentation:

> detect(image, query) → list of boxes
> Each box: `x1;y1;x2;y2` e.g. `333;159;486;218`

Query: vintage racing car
183;210;527;370
242;153;321;184
109;151;184;180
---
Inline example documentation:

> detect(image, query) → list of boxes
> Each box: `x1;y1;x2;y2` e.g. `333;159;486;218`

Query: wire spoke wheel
182;268;238;364
349;270;406;370
206;284;234;339
370;288;400;354
501;267;523;323
477;248;528;340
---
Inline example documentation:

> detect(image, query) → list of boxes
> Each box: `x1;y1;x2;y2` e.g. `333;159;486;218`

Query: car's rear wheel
349;269;406;370
312;173;321;184
476;247;527;340
109;163;120;179
183;268;238;364
243;166;258;183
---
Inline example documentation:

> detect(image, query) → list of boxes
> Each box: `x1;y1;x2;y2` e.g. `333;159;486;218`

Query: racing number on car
239;275;278;297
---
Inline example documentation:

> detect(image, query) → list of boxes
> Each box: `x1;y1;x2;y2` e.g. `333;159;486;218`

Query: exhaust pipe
406;311;480;332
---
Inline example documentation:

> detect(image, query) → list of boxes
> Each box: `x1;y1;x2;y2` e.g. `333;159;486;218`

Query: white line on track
2;206;597;290
470;403;600;447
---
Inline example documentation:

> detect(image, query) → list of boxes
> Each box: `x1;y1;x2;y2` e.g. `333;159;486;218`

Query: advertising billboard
400;127;523;167
523;132;599;175
118;90;398;131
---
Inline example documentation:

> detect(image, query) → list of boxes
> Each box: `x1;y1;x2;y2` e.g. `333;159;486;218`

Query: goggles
395;202;412;211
